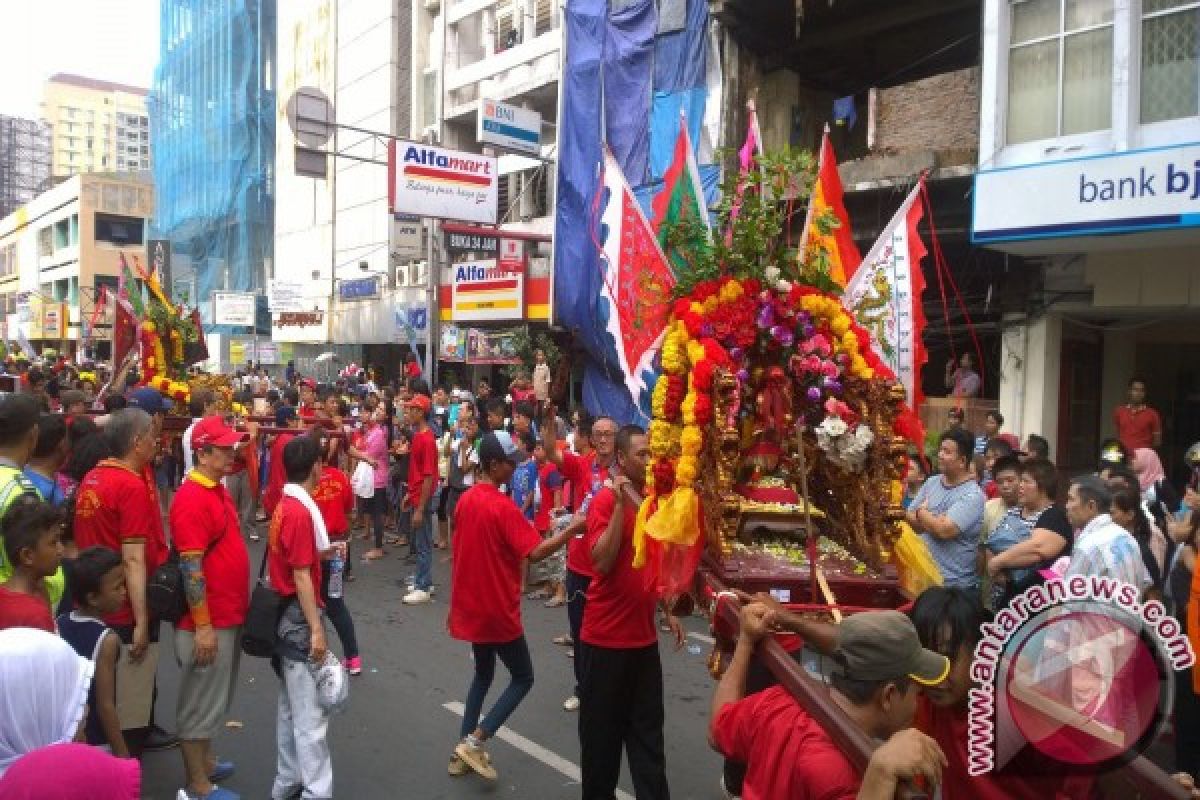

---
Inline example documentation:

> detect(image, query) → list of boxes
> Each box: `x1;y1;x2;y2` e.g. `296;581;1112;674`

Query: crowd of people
1;354;1200;799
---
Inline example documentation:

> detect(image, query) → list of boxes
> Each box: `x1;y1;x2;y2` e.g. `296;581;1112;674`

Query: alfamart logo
968;576;1195;776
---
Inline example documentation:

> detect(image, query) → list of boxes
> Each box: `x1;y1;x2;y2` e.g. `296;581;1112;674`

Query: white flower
824;416;848;437
765;265;781;284
776;279;793;292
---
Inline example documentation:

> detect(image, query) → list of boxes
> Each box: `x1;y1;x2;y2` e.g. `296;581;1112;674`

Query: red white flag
799;128;862;287
842;181;928;409
597;149;676;402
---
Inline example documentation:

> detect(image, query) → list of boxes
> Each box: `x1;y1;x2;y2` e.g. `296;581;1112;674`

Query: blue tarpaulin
603;0;657;186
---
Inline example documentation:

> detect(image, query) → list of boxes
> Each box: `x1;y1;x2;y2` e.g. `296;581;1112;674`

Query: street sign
338;276;380;300
498;237;525;273
477;99;542;156
389;141;498;225
213;291;256;326
267;279;306;312
392;215;424;260
286;87;334;148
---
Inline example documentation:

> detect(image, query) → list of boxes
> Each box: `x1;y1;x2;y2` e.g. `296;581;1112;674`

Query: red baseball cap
404;394;431;413
300;378;317;389
191;416;249;449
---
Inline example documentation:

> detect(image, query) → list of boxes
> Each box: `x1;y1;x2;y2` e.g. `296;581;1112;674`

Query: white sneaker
403;588;432;604
562;694;580;712
454;740;497;780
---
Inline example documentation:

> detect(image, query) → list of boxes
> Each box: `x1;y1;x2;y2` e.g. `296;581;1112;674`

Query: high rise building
0;115;51;219
149;0;276;348
42;74;150;178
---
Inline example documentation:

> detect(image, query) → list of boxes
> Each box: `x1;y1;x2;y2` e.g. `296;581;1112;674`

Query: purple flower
700;323;715;337
729;347;744;362
779;330;795;347
737;369;750;383
802;324;816;339
756;305;774;330
806;386;823;403
823;377;843;395
770;325;787;341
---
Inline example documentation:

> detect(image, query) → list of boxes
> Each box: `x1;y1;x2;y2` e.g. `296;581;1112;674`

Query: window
54;219;70;250
93;213;144;246
69;214;79;246
422;70;439;129
1142;0;1200;123
37;227;52;257
1007;0;1114;143
0;244;16;277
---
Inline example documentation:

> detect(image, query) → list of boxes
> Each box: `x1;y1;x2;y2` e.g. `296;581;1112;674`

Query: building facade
973;0;1200;475
0;116;51;220
150;0;276;373
42;74;151;178
0;173;154;359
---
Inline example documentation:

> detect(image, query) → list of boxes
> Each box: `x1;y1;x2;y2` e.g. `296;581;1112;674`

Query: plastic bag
351;461;375;499
311;651;349;715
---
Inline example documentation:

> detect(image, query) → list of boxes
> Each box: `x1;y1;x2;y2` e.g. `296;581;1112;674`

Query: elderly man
1065;475;1151;589
74;407;176;753
172;416;251;800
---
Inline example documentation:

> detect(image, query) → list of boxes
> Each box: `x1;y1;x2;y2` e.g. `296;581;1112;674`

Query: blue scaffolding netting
148;0;276;322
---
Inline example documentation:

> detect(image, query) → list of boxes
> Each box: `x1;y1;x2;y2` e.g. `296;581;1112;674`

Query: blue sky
0;0;159;118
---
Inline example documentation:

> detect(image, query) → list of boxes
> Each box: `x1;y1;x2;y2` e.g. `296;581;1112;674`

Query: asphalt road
140;526;729;800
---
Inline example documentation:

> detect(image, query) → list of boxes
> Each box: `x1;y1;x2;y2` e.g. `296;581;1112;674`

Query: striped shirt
913;474;986;589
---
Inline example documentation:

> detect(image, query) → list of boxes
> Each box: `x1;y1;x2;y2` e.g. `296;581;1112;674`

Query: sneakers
403;588;432;605
144;724;179;751
343;656;362;676
454;739;497;780
208;760;235;782
447;753;469;776
183;786;240;800
562;695;580;712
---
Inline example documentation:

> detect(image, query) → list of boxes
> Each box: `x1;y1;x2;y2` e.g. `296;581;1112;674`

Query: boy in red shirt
311;447;360;674
0;498;62;632
402;394;439;605
268;435;333;800
263;406;302;517
446;432;574;781
578;424;684;800
709;603;950;800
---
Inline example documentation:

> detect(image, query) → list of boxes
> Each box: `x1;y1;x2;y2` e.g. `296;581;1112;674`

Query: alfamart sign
972;141;1200;243
389;141;498;225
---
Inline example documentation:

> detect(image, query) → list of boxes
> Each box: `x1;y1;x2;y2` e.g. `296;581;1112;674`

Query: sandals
552;635;573;646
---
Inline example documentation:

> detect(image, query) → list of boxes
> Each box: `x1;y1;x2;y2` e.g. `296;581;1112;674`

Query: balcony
444;26;562;120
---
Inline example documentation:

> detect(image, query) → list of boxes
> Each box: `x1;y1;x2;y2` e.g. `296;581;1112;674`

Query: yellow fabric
633;498;654;568
635;487;701;569
892;521;942;597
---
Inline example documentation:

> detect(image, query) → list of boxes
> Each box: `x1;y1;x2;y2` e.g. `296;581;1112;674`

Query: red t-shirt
407;427;438;508
312;466;354;539
170;473;251;631
447;483;543;643
1113;405;1161;453
534;462;561;533
0;585;55;632
558;451;611;577
267;495;324;607
263;433;296;516
405;361;422;379
298;405;316;419
711;685;860;800
73;461;167;626
915;696;1092;799
581;487;657;648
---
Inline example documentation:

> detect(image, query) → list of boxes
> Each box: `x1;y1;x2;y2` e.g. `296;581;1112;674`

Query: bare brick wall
873;67;980;156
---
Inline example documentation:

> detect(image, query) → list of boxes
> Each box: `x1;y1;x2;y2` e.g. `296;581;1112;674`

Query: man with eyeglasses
541;404;618;712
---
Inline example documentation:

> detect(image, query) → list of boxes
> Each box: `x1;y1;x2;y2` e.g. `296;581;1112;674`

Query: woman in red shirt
311;449;360;675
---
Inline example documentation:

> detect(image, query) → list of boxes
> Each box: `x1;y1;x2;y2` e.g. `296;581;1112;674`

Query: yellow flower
690;302;704;315
681;391;697;425
831;316;850;336
686;341;705;367
702;296;719;314
680;425;703;456
675;456;698;485
651;378;668;417
142;321;156;333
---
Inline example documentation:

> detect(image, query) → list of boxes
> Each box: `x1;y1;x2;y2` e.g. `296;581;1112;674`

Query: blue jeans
413;511;433;590
461;636;534;739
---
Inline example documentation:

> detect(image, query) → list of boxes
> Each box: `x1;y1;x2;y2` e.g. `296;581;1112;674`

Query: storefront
436;224;552;392
975;142;1200;475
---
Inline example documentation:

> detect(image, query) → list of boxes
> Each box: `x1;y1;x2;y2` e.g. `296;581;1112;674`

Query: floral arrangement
147;374;192;406
815;398;875;472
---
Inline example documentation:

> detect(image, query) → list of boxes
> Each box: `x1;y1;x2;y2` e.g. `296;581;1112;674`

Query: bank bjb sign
973;141;1200;243
389;141;498;225
451;259;524;322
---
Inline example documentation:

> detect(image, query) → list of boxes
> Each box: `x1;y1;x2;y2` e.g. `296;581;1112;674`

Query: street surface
141;526;728;800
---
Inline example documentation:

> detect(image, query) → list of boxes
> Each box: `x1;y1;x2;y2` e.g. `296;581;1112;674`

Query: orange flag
799;128;862;287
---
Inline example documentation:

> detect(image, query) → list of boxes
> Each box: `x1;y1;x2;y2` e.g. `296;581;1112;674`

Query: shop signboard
256;341;281;364
389;141;498;225
477;99;541;156
41;303;65;339
973;141;1200;244
466;327;522;364
498;238;525;273
338;276;380;300
451;259;524;322
213;291;257;326
445;230;499;260
393;215;424;259
268;279;307;312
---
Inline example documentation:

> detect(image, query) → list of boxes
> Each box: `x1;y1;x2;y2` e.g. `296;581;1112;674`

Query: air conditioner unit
410;262;429;288
423;0;440;11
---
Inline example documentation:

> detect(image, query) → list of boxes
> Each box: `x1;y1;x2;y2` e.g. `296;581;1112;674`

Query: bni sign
477;99;541;156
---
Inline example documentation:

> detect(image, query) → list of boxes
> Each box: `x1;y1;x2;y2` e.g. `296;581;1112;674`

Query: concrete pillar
998;312;1062;448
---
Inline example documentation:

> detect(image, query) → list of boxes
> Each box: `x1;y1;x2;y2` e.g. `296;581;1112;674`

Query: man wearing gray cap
710;605;949;799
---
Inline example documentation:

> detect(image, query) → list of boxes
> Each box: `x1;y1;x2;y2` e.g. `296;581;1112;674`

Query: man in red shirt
709;603;950;800
403;394;439;604
171;416;251;800
268;435;333;800
578;424;683;800
73;407;171;752
1114;376;1162;453
541;405;618;712
263;405;302;517
446;431;574;781
297;378;318;420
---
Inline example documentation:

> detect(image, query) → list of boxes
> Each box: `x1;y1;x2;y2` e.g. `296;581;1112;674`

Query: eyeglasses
591;430;615;439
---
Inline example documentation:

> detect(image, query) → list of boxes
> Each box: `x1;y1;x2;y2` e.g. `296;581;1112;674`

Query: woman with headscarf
0;627;139;799
1134;447;1180;533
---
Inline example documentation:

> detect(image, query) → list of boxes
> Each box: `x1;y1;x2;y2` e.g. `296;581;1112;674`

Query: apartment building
973;0;1200;474
42;74;151;178
0;173;153;358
